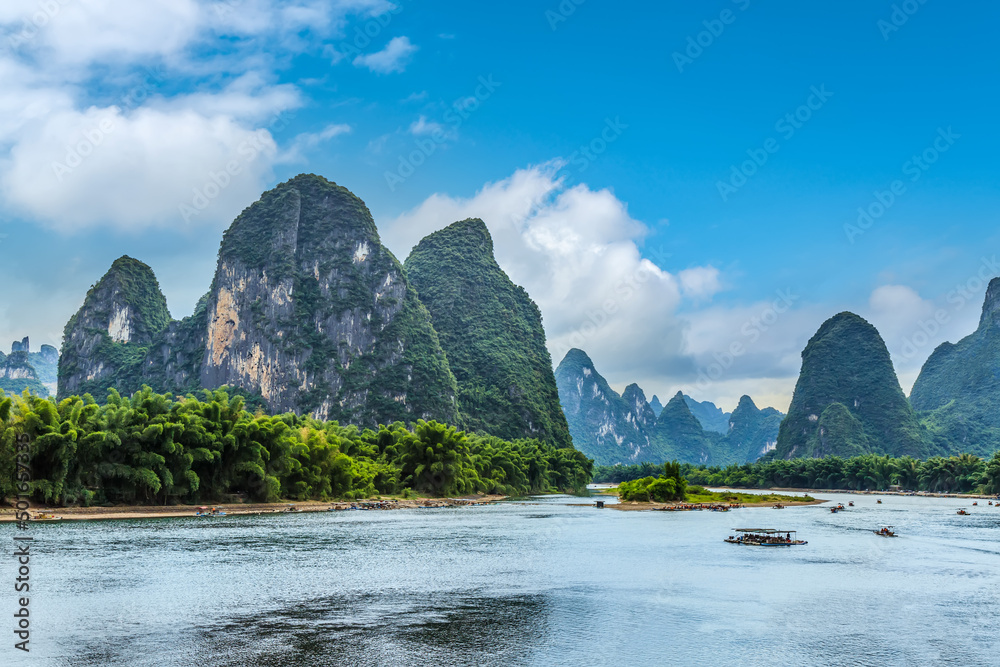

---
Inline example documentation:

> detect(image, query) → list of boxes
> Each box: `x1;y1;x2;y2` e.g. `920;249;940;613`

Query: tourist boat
873;525;897;537
195;506;226;517
831;503;846;513
876;499;882;504
848;501;854;506
33;513;62;522
957;508;970;515
725;528;806;546
772;503;785;509
972;502;978;506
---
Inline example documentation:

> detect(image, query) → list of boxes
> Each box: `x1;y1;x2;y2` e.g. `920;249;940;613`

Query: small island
601;462;820;511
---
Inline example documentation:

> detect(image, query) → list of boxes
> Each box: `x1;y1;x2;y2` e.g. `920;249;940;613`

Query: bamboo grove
0;387;593;506
594;452;1000;495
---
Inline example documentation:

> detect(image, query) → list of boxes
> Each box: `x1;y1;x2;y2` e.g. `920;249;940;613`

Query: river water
4;492;999;666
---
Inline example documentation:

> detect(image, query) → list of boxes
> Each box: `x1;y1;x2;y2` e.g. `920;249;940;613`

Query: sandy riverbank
0;495;506;523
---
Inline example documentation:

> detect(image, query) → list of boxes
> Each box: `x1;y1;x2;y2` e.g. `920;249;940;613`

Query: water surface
5;492;999;666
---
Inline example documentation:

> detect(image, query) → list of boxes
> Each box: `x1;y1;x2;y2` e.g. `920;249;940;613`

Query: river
5;492;999;666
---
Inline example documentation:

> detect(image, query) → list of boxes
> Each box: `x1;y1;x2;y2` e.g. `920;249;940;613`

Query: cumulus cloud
863;283;982;393
678;266;722;301
353;35;417;73
383;163;724;398
0;0;384;230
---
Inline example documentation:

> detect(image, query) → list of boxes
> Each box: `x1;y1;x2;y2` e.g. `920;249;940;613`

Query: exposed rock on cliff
59;175;460;427
405;218;571;446
58;256;171;398
198;174;458;424
555;349;651;465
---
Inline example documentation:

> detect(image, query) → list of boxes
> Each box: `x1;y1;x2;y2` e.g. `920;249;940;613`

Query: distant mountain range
23;172;1000;465
0;337;58;397
554;348;783;466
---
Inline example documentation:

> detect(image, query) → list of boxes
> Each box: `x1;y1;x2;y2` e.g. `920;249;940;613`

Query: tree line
0;387;593;506
594;452;1000;495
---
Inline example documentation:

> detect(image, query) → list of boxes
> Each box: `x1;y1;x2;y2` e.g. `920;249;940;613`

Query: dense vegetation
616;461;688;502
685;453;999;494
775;312;927;460
910;279;1000;457
0;387;592;507
405;218;572;447
595;452;1000;494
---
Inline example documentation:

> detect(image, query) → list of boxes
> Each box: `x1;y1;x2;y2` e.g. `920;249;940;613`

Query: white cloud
383;162;719;398
678;266;722;300
408;115;446;137
2;105;279;230
353;35;417;74
0;0;388;231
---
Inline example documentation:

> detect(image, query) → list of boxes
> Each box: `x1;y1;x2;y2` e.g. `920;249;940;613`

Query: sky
1;0;999;413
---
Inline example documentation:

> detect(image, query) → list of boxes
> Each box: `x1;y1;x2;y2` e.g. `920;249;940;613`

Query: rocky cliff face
58;256;172;398
555;349;781;465
404;218;572;446
1;338;50;397
59;175;460;428
199;174;457;424
725;395;783;462
910;277;1000;456
555;349;652;465
774;312;926;459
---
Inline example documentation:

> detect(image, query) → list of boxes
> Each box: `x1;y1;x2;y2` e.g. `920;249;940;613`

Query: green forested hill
405;218;572;447
58;256;172;398
650;392;718;464
774;312;926;459
909;278;1000;456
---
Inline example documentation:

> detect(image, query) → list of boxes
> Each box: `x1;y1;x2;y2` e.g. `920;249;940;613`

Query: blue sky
2;0;998;411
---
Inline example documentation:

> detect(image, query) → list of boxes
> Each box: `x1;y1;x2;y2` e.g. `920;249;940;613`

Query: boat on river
874;525;897;537
725;528;807;546
831;503;846;513
33;513;62;522
957;508;970;515
195;506;226;517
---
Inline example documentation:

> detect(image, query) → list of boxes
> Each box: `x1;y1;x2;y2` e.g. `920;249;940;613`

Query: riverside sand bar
0;495;505;522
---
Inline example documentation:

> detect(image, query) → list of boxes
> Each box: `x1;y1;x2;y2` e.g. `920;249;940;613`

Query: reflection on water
6;493;1000;666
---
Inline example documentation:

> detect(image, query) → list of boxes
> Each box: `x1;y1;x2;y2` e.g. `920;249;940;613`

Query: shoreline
764;487;999;500
608;498;826;512
0;495;506;523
